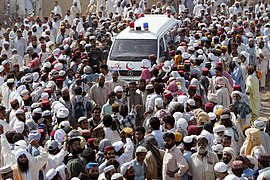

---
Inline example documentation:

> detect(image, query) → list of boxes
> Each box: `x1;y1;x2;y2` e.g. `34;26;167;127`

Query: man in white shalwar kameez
53;1;62;17
17;0;26;19
33;0;43;18
25;0;34;16
256;40;269;88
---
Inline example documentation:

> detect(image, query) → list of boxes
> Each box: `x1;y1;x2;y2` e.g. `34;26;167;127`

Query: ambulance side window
159;37;166;57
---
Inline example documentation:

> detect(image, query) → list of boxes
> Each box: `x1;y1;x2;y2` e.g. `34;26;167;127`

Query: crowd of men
0;0;270;179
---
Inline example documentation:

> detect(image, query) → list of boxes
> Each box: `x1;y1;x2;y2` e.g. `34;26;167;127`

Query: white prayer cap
120;162;133;175
43;62;51;68
52;48;60;57
14;121;25;133
46;169;57;180
33;108;42;114
83;66;91;74
14;140;27;150
7;78;14;84
112;141;124;152
246;32;253;38
59;121;70;127
54;63;63;70
146;84;154;90
213;125;225;134
104;165;115;173
42;110;51;117
111;173;123;180
223;147;236;157
155;98;163;108
114;86;123;93
58;70;66;77
31;102;40;109
214;162;227;173
141;59;151;68
231;91;243;99
78;116;87;123
212;144;223;154
162;65;171;73
0;165;12;175
15;109;25;115
208;93;218;103
187;99;195;106
56;107;69;118
136;146;147;153
173;112;183;121
177;46;185;53
197;49;203;54
183;136;193;143
41;92;49;100
3;41;9;45
254;120;265;130
208;112;216;121
224;129;233;137
182;52;190;59
32;72;39;82
54;129;66;144
176;118;188;131
240;51;249;58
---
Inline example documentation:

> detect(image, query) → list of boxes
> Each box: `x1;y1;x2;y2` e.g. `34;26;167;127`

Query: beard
164;143;174;149
89;174;98;180
125;175;135;180
62;96;70;101
223;158;231;164
72;148;83;155
138;86;146;91
17;159;29;173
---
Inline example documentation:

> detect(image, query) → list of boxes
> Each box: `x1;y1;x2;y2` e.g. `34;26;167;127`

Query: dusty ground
259;74;270;120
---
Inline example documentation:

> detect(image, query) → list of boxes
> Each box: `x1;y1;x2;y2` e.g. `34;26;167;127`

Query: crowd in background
0;0;269;179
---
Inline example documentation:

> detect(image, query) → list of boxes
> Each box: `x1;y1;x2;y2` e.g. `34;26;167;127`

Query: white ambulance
107;15;179;80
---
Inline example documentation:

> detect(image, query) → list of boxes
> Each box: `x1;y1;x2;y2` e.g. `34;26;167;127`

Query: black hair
149;117;160;130
103;115;113;127
163;115;175;127
135;126;146;135
100;64;108;71
91;106;101;113
163;132;175;140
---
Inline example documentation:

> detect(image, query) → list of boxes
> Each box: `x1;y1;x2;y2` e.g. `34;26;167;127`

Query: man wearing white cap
112;137;134;166
256;40;269;88
99;165;116;180
222;147;236;173
1;41;12;59
4;139;48;179
214;162;228;180
120;162;135;180
0;165;14;179
46;168;61;180
10;49;23;68
131;146;147;179
9;109;25;130
254;120;270;153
